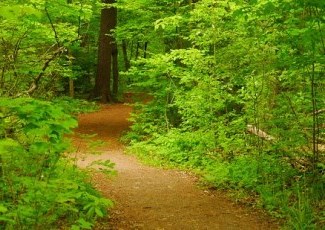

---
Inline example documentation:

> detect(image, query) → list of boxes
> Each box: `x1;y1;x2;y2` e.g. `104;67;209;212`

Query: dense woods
119;1;325;228
0;0;324;229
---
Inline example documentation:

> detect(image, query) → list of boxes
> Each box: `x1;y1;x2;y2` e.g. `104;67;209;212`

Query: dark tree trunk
112;42;119;100
130;41;134;61
94;0;117;103
122;40;130;71
143;41;148;58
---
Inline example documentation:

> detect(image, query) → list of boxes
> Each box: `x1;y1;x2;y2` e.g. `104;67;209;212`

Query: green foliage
52;96;100;115
286;187;316;230
0;97;112;229
88;159;116;176
119;0;325;228
0;0;100;98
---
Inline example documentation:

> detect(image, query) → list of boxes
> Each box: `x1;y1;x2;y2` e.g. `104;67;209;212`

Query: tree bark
94;0;117;103
69;78;74;98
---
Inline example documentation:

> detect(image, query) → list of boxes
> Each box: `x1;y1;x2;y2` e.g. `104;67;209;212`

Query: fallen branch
313;109;325;115
246;125;276;141
246;125;325;153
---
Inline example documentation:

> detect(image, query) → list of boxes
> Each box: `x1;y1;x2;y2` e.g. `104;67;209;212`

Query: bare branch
15;47;65;97
45;7;60;46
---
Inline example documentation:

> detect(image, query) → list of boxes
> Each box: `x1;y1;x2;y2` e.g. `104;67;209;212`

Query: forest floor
73;104;279;230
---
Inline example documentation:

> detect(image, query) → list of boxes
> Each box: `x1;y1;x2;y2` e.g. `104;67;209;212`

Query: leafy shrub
0;98;112;229
52;96;100;115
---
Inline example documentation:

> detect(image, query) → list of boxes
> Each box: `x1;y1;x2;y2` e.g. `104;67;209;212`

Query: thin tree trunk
69;79;74;98
122;40;130;71
112;42;119;100
143;42;148;58
130;40;134;61
0;66;5;91
311;61;319;175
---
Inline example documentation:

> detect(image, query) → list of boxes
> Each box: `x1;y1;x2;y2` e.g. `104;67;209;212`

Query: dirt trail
74;104;278;230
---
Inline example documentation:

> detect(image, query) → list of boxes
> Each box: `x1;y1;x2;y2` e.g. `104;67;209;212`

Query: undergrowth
123;103;324;229
52;96;100;115
0;97;111;229
126;137;324;229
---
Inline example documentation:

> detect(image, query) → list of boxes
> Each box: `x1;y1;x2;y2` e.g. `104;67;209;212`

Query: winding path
73;104;278;230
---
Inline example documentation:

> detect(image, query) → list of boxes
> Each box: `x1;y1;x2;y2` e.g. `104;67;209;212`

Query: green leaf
94;208;104;218
0;204;8;213
71;225;81;230
76;218;93;229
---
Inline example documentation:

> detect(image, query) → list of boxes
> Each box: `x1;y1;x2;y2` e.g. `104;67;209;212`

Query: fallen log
246;125;276;141
313;109;325;115
246;125;325;152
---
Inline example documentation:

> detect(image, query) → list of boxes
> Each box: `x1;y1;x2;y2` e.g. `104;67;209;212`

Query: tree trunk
122;40;130;71
130;41;134;61
69;79;74;98
94;0;116;103
143;42;148;58
112;42;119;100
111;2;118;101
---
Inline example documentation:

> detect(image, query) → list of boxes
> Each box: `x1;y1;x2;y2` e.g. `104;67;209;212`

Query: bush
0;98;112;229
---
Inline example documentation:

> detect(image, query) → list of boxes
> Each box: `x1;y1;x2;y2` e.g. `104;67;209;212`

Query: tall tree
94;0;118;103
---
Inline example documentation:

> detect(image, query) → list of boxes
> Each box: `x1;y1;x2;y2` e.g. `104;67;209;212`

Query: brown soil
73;104;279;230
